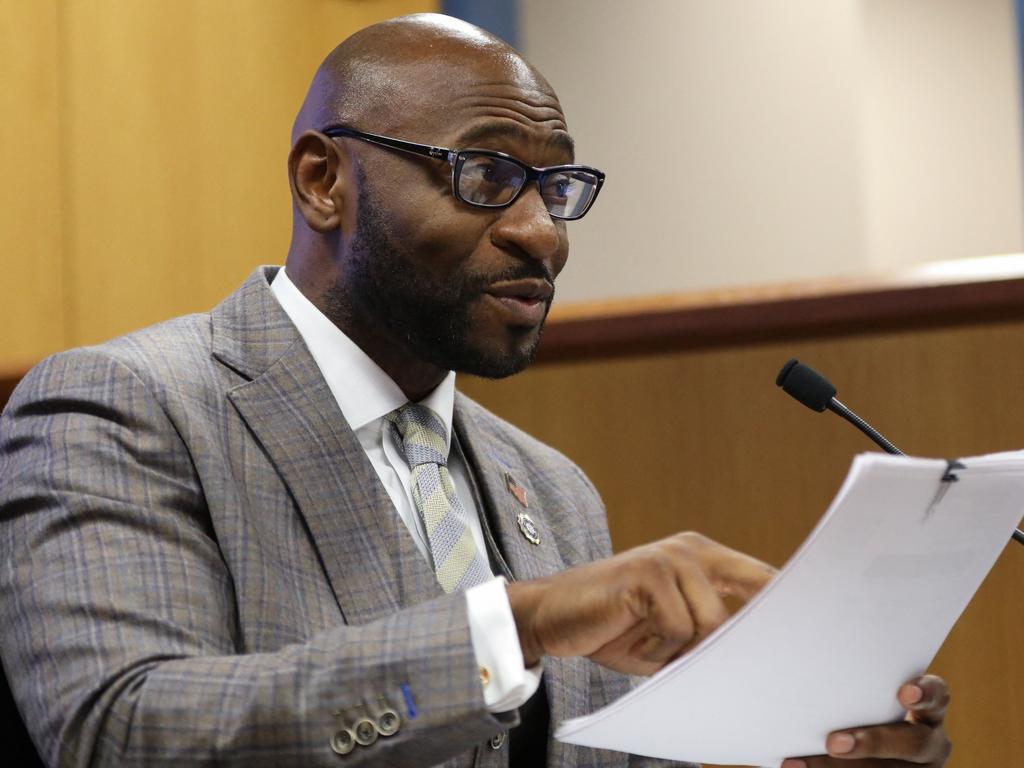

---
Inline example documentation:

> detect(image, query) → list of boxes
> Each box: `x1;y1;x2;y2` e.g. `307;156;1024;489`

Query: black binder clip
941;459;966;483
926;459;966;519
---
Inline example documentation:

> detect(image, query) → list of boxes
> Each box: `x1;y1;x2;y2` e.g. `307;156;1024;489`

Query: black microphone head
776;358;837;412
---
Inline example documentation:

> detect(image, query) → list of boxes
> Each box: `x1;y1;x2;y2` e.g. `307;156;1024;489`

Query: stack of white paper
555;451;1024;767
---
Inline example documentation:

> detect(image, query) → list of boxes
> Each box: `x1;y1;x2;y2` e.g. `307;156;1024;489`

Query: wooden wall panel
60;0;430;349
0;0;433;365
460;320;1024;767
0;0;66;367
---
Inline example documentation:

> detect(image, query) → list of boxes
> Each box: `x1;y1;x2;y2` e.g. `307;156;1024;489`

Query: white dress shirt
270;267;541;712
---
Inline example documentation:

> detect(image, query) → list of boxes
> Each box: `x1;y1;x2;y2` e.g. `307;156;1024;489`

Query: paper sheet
555;451;1024;767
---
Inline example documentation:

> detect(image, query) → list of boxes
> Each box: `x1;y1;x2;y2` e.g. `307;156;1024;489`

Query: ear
288;130;353;233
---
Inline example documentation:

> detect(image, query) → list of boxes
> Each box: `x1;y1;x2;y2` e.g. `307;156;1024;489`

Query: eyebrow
454;122;576;160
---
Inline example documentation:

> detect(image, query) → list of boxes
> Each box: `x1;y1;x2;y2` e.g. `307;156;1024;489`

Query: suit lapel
452;395;591;730
453;396;566;583
215;268;439;626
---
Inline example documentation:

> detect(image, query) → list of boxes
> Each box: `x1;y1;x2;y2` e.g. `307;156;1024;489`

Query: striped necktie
388;404;492;593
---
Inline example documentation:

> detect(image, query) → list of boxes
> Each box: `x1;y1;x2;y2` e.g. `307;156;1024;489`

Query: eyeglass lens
456;154;598;219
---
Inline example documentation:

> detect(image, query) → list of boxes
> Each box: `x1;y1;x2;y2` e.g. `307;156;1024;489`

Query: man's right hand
506;532;776;675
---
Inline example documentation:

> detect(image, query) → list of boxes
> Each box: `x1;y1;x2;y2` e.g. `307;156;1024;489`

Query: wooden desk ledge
539;253;1024;363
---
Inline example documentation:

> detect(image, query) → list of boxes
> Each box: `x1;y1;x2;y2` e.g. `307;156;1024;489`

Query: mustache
470;262;555;292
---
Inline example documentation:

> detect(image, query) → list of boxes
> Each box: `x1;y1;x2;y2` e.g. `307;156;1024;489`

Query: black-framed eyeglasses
321;124;605;221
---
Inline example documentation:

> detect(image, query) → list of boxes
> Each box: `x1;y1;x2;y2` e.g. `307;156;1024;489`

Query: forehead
388;55;574;159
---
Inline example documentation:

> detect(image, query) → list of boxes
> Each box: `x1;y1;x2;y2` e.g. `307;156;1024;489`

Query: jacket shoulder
6;312;215;415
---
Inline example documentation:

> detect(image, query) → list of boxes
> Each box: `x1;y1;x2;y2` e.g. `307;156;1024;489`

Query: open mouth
484;279;553;326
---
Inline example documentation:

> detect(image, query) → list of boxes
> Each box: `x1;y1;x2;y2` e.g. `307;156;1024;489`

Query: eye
476;159;520;186
543;174;577;200
457;155;526;205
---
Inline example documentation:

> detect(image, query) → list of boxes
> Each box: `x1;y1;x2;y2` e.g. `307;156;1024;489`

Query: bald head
292;13;556;142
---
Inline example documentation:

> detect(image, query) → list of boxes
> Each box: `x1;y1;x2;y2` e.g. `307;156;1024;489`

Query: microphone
776;358;903;455
776;358;1024;547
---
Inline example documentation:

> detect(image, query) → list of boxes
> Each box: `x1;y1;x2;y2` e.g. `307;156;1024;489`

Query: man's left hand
781;675;951;767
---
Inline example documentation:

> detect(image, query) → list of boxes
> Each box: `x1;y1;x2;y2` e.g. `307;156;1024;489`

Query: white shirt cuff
466;576;544;713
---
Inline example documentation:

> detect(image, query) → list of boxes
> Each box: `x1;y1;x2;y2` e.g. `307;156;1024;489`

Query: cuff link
330;728;356;756
489;731;507;750
479;665;491;687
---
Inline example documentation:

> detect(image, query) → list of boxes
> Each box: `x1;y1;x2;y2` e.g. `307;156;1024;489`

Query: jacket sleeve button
376;709;401;737
331;729;355;755
354;718;379;746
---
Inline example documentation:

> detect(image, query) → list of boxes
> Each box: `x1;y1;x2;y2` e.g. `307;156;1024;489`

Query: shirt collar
269;267;456;446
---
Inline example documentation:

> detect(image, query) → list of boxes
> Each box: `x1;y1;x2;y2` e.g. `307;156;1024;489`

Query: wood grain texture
461;320;1024;767
0;0;67;362
540;255;1024;362
0;0;432;365
59;0;429;350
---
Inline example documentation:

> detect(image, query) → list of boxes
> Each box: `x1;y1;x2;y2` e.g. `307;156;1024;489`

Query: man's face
333;59;573;379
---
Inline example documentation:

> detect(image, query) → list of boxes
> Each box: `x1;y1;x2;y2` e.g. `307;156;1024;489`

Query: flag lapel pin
505;472;528;508
505;472;540;545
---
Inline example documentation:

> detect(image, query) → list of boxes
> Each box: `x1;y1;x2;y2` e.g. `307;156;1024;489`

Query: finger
783;757;922;767
674;531;777;601
590;623;665;676
821;721;951;763
673;555;730;646
643;581;700;662
588;555;710;676
899;674;950;727
620;571;697;667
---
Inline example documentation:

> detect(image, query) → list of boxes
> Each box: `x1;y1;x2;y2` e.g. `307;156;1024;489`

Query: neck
285;256;448;402
340;321;449;403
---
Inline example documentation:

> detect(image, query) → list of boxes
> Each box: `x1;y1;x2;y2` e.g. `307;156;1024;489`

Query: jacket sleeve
0;349;511;767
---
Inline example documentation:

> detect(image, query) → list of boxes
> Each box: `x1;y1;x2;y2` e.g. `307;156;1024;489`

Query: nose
489;185;567;274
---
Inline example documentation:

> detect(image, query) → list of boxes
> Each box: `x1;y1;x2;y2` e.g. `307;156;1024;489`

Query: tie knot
388;404;449;468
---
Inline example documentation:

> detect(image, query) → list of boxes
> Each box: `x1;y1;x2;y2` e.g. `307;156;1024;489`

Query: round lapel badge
517;512;541;545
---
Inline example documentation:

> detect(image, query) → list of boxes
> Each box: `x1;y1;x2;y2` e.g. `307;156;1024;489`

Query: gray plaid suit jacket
0;268;693;767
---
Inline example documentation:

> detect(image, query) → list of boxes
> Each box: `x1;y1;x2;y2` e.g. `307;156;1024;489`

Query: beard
324;173;554;379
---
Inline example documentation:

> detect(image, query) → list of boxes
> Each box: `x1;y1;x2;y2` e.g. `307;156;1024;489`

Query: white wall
521;0;1024;302
862;0;1024;269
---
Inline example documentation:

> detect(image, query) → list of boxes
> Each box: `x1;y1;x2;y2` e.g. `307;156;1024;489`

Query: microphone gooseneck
776;358;1024;547
776;359;901;454
826;399;904;456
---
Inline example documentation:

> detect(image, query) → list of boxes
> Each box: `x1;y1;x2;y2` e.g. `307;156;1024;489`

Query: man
0;13;951;768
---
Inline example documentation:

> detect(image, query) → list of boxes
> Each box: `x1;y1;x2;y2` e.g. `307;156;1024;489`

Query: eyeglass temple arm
321;126;453;163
